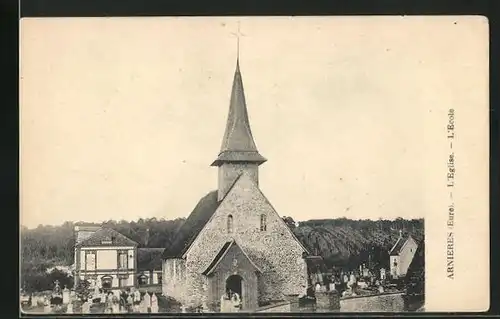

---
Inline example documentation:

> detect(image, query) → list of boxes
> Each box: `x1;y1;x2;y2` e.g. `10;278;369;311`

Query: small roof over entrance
201;240;262;276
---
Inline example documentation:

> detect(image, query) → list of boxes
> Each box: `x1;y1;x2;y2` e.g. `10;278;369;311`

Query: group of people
220;290;242;312
80;288;159;314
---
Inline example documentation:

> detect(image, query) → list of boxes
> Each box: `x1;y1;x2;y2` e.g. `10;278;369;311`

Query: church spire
211;48;266;167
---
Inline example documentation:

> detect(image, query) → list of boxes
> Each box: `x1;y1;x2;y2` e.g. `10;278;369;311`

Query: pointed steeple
211;60;266;166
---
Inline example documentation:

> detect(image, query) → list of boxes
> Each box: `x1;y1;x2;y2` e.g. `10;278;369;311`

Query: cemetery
21;279;176;314
21;258;422;314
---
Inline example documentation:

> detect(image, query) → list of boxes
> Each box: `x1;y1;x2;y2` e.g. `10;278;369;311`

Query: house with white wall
74;225;139;289
389;231;419;280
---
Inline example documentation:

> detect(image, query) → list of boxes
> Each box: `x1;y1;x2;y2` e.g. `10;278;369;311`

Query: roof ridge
77;227;138;247
162;190;220;259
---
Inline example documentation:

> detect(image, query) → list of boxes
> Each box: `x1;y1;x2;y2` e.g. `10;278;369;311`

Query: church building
389;230;419;280
161;58;310;311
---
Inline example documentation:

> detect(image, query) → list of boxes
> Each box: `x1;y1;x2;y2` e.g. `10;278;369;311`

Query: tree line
20;217;424;292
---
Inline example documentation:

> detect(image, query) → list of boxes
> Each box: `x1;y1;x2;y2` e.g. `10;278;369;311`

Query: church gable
185;172;307;269
201;240;261;276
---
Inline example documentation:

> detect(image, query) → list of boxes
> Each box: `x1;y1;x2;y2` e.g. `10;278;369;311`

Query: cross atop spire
230;21;245;64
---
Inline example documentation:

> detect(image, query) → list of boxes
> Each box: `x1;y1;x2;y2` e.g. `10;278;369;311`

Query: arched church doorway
226;274;243;297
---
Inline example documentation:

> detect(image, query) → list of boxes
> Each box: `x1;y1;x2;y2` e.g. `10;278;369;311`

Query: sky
19;16;487;228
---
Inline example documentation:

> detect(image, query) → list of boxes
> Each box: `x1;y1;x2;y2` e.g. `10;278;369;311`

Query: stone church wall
184;173;308;308
218;163;258;200
398;238;418;277
162;258;187;303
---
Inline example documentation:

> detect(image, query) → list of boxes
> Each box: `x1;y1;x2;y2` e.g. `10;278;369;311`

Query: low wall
255;301;292;312
137;284;162;294
340;292;405;312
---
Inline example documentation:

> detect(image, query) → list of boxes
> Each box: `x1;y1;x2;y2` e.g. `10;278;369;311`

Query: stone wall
340;293;405;312
184;173;308;308
255;301;292;312
162;259;187;303
315;291;340;312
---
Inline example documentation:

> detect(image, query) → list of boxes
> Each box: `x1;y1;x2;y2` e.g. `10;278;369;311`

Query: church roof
137;248;165;271
76;227;138;247
162;190;220;259
211;61;266;166
389;235;414;256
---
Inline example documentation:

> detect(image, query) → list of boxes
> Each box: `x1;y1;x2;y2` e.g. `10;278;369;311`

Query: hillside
293;217;424;269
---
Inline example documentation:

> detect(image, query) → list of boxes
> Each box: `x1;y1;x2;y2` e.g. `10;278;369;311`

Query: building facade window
118;274;129;288
157;273;162;285
260;214;267;231
119;278;128;288
85;250;96;271
227;215;234;234
119;278;127;287
118;250;128;269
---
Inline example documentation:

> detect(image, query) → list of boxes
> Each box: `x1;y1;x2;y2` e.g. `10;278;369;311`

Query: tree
282;216;297;229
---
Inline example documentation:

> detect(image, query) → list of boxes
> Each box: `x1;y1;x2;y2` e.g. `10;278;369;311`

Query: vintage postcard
19;16;489;314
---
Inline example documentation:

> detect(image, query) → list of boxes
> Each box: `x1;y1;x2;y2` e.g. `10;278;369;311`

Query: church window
260;214;267;231
227;215;234;233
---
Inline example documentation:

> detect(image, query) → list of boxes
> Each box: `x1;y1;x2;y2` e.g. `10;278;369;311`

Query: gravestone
31;295;38;307
380;268;386;280
81;301;91;314
66;302;73;314
62;287;70;304
363;268;370;277
201;301;210;313
144;292;151;311
358;281;368;289
150;293;159;313
139;298;148;313
329;282;336;292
